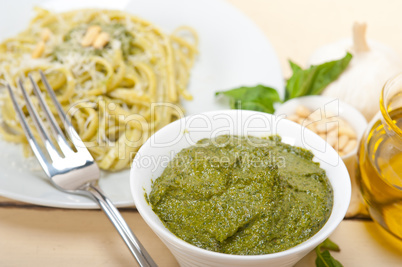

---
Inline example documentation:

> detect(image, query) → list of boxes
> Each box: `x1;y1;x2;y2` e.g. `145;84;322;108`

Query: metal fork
6;71;157;267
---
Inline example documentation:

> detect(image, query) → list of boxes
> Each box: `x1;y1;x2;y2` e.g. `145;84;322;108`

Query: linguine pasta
0;8;198;171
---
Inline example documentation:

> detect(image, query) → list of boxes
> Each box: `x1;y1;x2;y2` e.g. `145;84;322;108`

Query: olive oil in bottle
357;108;402;239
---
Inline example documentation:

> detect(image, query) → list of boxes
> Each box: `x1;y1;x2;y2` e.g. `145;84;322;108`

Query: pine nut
295;106;311;118
81;25;101;47
306;123;317;133
333;141;339;151
308;109;321;121
343;139;357;154
326;121;337;132
327;135;337;147
32;41;45;58
306;122;316;131
339;125;356;138
327;128;338;138
338;135;349;150
315;123;327;133
319;133;327;140
41;28;52;42
287;114;299;122
93;32;110;49
300;118;312;126
338;118;348;127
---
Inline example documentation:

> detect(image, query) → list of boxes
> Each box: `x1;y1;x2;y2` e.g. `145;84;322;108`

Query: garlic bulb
308;23;402;121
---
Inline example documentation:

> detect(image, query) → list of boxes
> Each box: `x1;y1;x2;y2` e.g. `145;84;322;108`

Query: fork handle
83;184;158;267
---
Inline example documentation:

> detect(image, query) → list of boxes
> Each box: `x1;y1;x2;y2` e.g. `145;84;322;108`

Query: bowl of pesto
130;110;351;267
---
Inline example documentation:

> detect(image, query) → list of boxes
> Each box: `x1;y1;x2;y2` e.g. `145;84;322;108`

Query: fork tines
6;71;91;176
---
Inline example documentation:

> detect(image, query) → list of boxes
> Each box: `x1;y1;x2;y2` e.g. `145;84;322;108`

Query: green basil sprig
315;238;343;267
216;52;352;113
285;52;352;100
215;84;280;114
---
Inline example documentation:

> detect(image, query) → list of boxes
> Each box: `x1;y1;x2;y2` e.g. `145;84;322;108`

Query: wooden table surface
2;0;402;266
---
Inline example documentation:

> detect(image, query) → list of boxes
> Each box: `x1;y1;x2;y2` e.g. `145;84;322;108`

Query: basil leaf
315;239;343;267
216;85;281;114
315;250;343;267
309;52;353;95
289;60;303;72
285;52;352;101
286;62;318;99
320;238;340;252
240;102;271;112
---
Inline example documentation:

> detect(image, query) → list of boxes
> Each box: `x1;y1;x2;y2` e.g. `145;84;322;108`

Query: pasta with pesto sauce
0;8;198;171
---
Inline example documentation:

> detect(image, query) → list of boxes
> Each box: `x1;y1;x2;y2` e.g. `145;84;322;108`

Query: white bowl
130;110;351;267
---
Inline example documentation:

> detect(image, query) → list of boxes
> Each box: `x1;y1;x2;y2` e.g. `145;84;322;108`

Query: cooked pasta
0;8;198;171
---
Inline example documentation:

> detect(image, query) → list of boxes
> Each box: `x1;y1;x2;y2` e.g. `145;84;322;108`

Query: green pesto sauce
149;135;333;255
52;22;134;61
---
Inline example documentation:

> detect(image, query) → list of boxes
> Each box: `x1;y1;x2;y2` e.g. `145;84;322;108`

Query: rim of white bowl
274;95;368;160
131;109;351;261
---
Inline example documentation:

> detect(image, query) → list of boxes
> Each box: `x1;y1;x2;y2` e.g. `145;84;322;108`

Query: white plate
0;0;284;208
